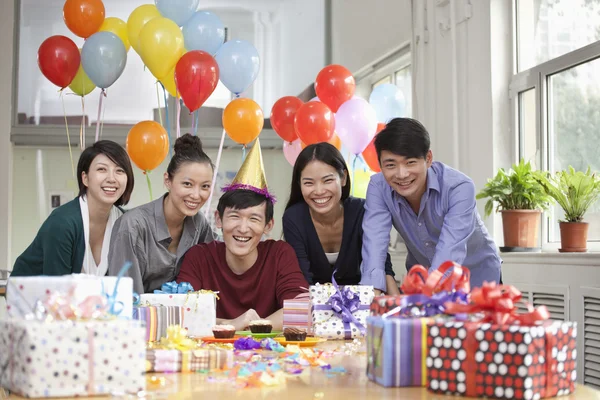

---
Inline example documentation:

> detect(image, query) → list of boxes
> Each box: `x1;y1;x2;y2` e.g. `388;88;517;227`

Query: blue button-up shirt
360;161;501;291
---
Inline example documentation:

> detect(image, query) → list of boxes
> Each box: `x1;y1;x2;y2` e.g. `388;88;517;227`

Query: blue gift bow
153;281;194;295
381;290;469;319
101;261;132;317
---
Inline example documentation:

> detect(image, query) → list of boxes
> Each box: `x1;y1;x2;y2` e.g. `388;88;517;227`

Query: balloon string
352;155;358;197
60;92;75;178
194;110;199;136
159;82;172;158
80;96;85;150
94;90;104;143
100;89;107;140
191;108;196;133
205;128;226;218
176;96;181;139
155;82;163;127
242;145;247;161
145;171;153;201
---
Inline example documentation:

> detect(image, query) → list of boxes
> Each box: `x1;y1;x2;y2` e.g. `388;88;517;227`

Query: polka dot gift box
0;319;146;398
309;283;374;340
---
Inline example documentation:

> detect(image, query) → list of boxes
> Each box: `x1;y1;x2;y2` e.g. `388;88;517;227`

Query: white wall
331;0;412;73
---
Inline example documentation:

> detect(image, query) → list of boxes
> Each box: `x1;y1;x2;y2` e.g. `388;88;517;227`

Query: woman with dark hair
12;140;135;277
108;133;217;294
282;143;399;293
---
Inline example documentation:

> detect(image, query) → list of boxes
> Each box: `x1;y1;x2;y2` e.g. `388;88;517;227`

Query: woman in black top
283;143;399;294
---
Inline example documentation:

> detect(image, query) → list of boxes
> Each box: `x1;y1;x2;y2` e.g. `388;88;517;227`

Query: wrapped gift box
283;297;312;335
133;305;184;342
139;293;216;337
309;284;374;339
6;274;134;319
370;295;407;316
146;348;233;372
366;316;431;387
0;319;146;398
426;320;577;399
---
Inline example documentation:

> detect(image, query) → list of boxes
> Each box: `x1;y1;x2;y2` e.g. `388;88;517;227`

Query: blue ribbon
102;261;132;317
153;281;194;294
382;290;469;318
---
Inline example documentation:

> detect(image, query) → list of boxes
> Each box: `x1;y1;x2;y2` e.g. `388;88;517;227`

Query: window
512;0;600;247
369;64;412;118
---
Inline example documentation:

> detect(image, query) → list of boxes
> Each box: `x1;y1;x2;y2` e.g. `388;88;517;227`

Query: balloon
127;5;161;54
223;98;264;145
215;40;260;95
175;51;219;112
37;36;80;88
283;139;303;166
155;0;199;26
63;0;105;39
99;17;130;52
335;98;378;155
81;31;127;89
309;96;320;102
301;133;342;151
271;96;303;143
294;102;335;145
126;121;169;171
138;17;185;80
69;55;96;96
362;138;380;173
182;11;225;55
369;83;406;123
160;66;180;98
353;170;373;199
314;64;355;113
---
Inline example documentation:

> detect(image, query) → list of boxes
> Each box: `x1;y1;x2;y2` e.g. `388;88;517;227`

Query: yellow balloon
352;170;374;199
127;4;161;53
100;17;130;52
138;17;184;80
69;63;96;97
159;66;180;98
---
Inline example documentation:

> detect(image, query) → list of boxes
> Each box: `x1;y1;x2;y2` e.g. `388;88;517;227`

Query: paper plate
274;337;326;347
236;331;282;339
198;336;240;344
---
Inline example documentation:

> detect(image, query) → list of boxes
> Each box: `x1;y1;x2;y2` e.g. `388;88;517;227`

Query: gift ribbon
383;290;469;318
154;281;194;294
401;261;471;296
157;325;197;351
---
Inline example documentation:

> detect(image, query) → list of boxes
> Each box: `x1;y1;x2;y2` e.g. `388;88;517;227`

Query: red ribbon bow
400;261;471;296
444;281;550;325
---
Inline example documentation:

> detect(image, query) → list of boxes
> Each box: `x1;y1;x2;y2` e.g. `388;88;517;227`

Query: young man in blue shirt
360;118;501;294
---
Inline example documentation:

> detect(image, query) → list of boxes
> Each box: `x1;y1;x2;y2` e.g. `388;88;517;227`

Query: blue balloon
369;83;406;123
155;0;199;26
215;40;260;96
81;32;127;89
183;11;225;56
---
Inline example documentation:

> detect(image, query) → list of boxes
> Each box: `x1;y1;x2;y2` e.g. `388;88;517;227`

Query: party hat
222;138;276;203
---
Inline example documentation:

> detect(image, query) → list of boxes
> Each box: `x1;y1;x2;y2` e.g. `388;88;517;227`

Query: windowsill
500;250;600;266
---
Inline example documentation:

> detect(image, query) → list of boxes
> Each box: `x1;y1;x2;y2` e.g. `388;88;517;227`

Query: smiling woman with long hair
11;140;135;277
282;142;399;294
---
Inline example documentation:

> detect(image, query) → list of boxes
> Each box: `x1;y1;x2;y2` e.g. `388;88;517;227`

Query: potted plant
476;159;552;250
535;166;600;252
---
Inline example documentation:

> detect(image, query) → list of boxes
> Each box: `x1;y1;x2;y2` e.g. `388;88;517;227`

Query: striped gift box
133;305;184;342
146;348;233;372
366;316;431;387
283;297;312;334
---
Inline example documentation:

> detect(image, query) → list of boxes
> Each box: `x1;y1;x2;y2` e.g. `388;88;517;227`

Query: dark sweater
282;197;395;285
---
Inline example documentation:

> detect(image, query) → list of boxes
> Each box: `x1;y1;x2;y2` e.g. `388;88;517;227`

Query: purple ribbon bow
314;278;368;339
383;290;469;318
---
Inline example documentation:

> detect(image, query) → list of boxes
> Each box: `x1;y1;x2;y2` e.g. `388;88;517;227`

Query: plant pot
559;222;589;252
501;210;541;249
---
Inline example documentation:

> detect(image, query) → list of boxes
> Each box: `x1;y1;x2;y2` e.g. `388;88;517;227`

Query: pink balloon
335;98;378;155
309;96;320;102
283;139;303;166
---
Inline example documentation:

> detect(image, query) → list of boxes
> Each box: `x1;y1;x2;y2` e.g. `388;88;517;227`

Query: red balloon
294;102;335;145
271;96;303;142
37;36;80;89
314;64;355;113
175;50;220;112
362;123;386;172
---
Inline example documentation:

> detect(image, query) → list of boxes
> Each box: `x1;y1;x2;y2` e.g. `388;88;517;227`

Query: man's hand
374;289;383;296
229;309;261;331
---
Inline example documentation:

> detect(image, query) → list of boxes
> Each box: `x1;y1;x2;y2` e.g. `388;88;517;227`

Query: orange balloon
126;121;169;171
223;98;264;145
63;0;106;39
361;123;386;172
301;133;342;151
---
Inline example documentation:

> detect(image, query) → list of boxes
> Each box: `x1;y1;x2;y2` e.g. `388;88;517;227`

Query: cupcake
283;327;307;342
248;319;273;333
212;324;236;339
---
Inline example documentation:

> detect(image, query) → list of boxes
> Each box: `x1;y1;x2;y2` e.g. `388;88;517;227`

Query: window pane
548;57;600;241
517;0;600;72
518;88;539;168
372;75;392;89
395;67;412;117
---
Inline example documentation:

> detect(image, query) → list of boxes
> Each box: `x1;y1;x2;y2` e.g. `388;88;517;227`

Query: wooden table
5;341;600;399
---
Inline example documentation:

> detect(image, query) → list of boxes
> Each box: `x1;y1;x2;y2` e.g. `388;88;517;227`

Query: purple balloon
335;98;378;155
283;139;303;166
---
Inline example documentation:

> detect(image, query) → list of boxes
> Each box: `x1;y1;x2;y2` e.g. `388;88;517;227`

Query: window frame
511;0;600;250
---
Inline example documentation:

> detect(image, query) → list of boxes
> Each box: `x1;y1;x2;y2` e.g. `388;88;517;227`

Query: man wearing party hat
177;139;308;331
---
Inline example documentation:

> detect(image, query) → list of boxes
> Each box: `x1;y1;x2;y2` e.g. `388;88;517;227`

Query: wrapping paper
6;275;134;319
370;295;407;316
133;305;184;342
309;284;374;339
426;320;577;399
0;319;145;398
146;348;233;372
139;293;216;337
366;316;431;387
283;296;312;334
